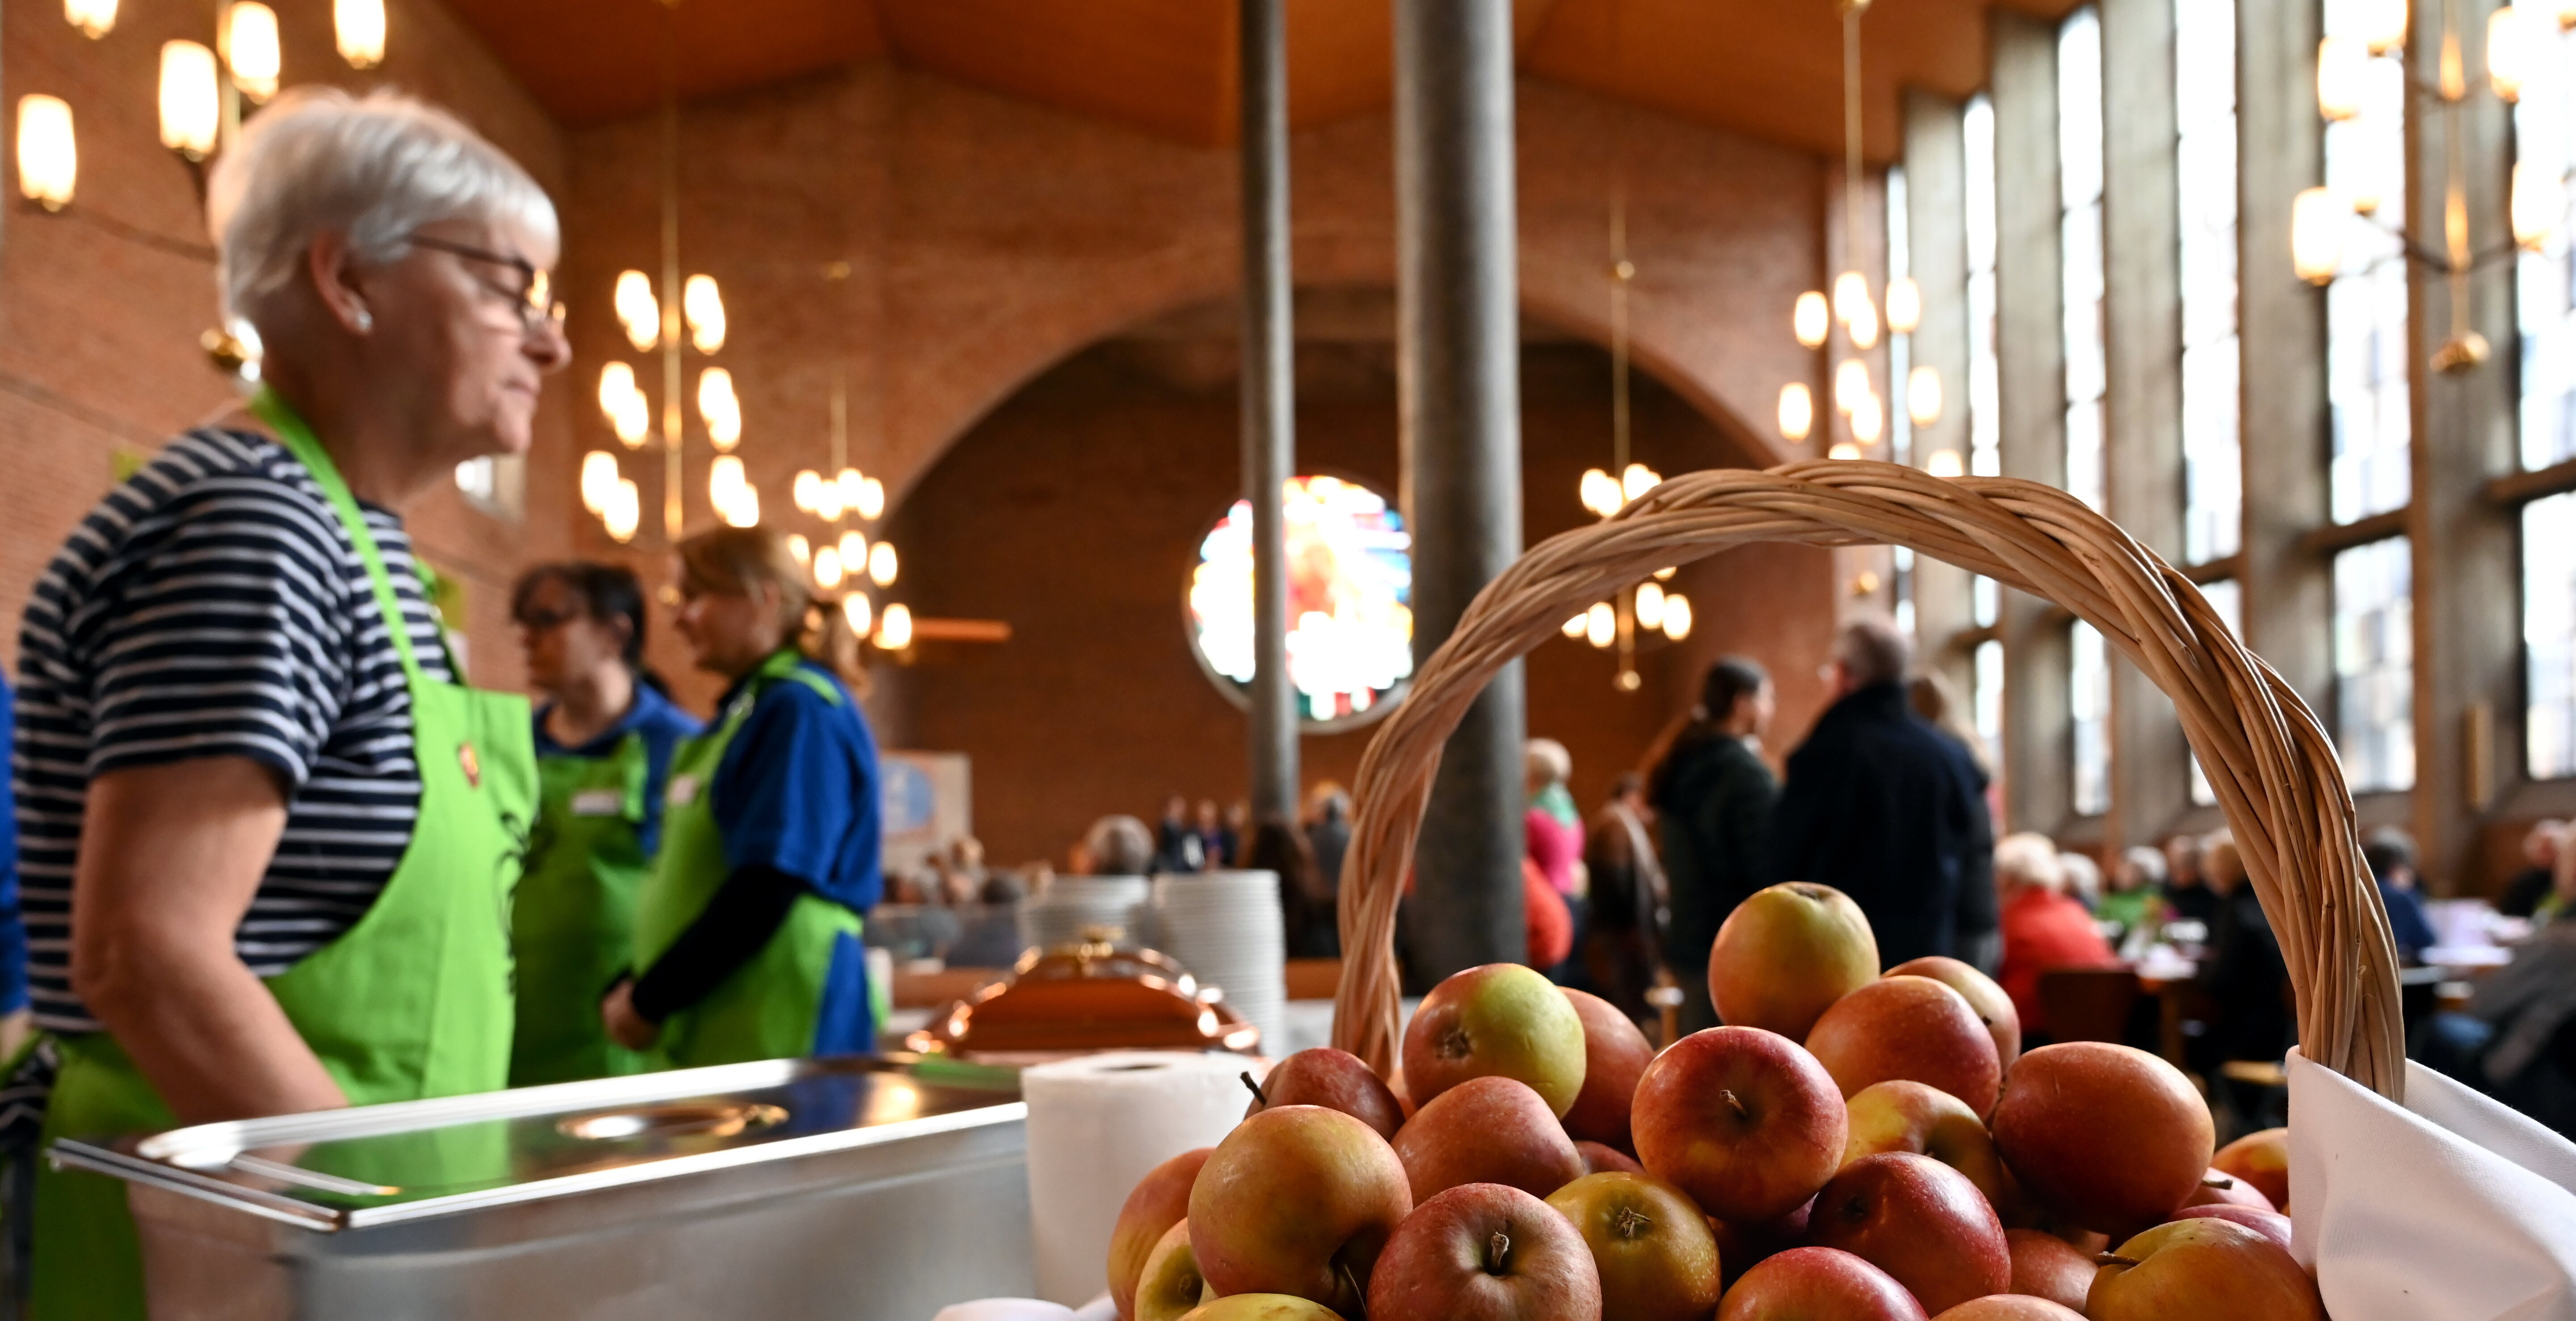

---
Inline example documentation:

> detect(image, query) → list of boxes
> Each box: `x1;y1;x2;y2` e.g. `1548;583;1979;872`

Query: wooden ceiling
444;0;2084;162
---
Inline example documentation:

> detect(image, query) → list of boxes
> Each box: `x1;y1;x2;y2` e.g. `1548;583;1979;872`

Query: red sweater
1998;888;2119;1033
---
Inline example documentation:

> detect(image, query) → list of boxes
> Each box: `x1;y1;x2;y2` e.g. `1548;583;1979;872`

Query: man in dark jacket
1771;619;1993;967
1649;657;1779;1033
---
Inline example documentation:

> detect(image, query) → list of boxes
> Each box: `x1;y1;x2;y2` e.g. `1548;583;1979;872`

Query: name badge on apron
570;788;626;818
666;774;700;807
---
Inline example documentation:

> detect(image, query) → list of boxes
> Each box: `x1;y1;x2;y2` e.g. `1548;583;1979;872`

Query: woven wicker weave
1329;460;2407;1101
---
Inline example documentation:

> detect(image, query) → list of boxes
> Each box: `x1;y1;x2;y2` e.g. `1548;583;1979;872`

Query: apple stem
1613;1206;1653;1240
1484;1230;1514;1275
2095;1253;2142;1268
1240;1072;1267;1107
1720;1089;1751;1122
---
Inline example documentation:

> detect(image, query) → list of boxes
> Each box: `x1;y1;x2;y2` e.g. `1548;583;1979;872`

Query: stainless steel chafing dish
50;1055;1033;1321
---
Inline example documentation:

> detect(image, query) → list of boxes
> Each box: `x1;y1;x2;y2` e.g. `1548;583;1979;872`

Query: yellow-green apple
2211;1128;2290;1212
1885;956;2022;1069
1245;1048;1405;1141
2087;1217;2326;1321
1928;1298;2085;1321
1392;1075;1585;1202
1576;1140;1644;1176
1715;1247;1929;1321
1189;1106;1412;1314
1560;988;1654;1152
1403;963;1589;1117
1179;1296;1347;1321
1111;1147;1214;1319
1136;1220;1215;1321
1840;1080;2013;1210
2002;1228;2093;1311
1709;883;1880;1040
1632;1026;1847;1222
1715;1197;1813;1291
1367;1183;1603;1321
1805;976;2003;1115
1990;1042;2213;1239
2185;1168;2275;1213
2163;1203;2292;1249
1809;1152;2011;1314
1544;1173;1722;1321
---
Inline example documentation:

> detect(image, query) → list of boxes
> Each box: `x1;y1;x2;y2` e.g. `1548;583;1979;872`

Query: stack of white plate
1018;874;1151;954
1151;870;1287;1052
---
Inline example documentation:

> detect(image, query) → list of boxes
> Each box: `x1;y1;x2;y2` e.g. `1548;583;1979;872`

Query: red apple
1393;1075;1586;1203
2002;1229;2092;1312
2184;1167;2275;1213
1560;988;1654;1152
2087;1218;2326;1321
1111;1147;1213;1319
2211;1128;2290;1213
1885;956;2022;1069
1367;1182;1602;1321
1805;976;2003;1116
1545;1172;1722;1321
1928;1299;2084;1321
1135;1220;1214;1321
1576;1140;1643;1176
1709;883;1880;1041
1403;963;1589;1117
1189;1106;1412;1314
1990;1043;2214;1239
1840;1080;2013;1211
1809;1152;2011;1315
1177;1297;1347;1321
1633;1026;1847;1223
1716;1247;1928;1321
2163;1203;2293;1249
1245;1048;1405;1141
1715;1198;1813;1291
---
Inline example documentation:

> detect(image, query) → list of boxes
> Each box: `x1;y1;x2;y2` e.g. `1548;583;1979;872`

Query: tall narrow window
1966;95;2002;479
1975;637;2007;763
2332;537;2414;791
2323;0;2411;522
2177;0;2241;562
1890;165;1915;467
2528;494;2576;779
2071;620;2112;815
2059;9;2107;510
2516;21;2576;471
2188;578;2243;804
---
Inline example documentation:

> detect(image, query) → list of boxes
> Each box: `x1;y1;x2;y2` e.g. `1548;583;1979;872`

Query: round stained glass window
1187;475;1414;729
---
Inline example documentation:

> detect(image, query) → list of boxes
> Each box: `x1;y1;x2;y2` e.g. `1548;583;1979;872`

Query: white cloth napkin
2288;1049;2576;1319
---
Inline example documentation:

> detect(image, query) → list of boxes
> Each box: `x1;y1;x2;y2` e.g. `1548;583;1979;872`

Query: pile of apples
1102;882;2314;1321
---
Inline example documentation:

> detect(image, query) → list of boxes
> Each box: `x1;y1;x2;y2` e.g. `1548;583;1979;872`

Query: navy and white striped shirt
12;428;452;1033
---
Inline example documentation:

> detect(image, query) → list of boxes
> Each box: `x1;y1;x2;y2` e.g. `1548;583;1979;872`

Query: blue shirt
533;681;703;856
0;680;25;1014
709;657;884;913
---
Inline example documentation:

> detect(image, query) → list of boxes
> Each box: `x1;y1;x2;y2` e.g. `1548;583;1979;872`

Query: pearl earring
353;308;373;333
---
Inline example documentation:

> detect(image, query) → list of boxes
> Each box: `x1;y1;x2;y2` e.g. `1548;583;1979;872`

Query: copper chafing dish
908;935;1261;1060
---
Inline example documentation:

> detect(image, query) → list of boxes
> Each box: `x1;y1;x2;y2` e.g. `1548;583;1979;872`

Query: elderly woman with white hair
1993;832;2117;1043
9;89;566;1316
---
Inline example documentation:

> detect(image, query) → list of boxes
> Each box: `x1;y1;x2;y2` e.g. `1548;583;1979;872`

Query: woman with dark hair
1646;656;1778;1033
600;526;885;1067
1246;818;1336;958
508;562;701;1084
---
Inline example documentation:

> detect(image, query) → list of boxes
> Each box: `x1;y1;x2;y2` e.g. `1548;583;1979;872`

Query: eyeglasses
407;233;567;334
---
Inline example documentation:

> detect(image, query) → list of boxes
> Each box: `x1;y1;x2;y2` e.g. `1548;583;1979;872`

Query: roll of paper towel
1022;1051;1252;1305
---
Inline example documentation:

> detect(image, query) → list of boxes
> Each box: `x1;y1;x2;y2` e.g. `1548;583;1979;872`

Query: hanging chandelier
782;365;904;649
1777;0;1940;457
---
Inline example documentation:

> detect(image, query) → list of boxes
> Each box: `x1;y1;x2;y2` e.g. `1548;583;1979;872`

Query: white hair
207;87;557;328
1525;738;1572;788
1994;832;2066;894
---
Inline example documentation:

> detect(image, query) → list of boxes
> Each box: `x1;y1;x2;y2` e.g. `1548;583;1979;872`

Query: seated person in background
2361;826;2440;963
1994;833;2119;1039
2100;846;2169;945
944;874;1029;970
2417;838;2576;1137
2058;850;2104;915
2163;831;2221;925
2500;820;2569;920
1082;814;1157;877
2194;833;2295;1095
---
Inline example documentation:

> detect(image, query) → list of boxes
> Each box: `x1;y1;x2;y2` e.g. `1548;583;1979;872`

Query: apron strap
247;388;434;687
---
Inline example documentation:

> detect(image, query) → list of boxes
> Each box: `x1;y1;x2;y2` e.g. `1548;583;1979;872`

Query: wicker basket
1328;460;2407;1102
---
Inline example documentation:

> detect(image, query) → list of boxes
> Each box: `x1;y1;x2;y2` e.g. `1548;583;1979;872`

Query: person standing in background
1153;796;1204;874
0;679;28;1058
1195;799;1236;872
508;564;701;1086
1305;784;1352;899
1908;668;2001;973
1773;620;1994;967
1525;739;1587;984
1648;657;1778;1033
2361;827;2440;964
1581;772;1665;1020
1246;819;1334;959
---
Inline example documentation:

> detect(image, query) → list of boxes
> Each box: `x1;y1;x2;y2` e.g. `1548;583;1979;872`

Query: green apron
635;649;862;1069
510;736;654;1085
28;392;532;1321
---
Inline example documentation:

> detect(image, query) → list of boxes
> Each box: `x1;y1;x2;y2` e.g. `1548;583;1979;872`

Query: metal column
1240;0;1299;833
1394;0;1526;980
